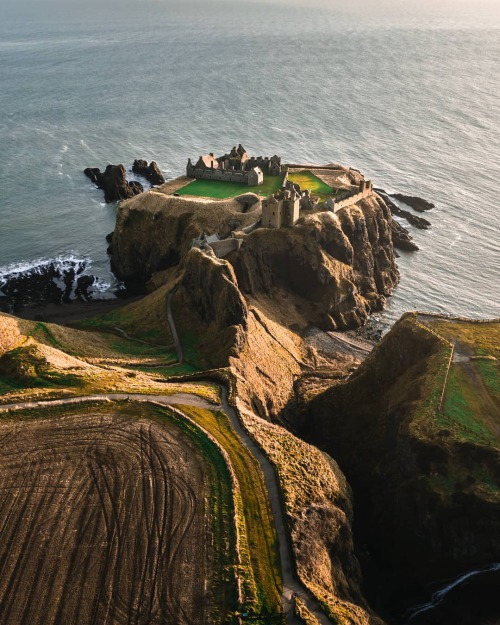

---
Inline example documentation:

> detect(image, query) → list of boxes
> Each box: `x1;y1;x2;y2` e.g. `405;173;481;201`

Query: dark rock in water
0;259;103;312
375;189;431;229
128;180;144;195
84;167;102;186
132;159;165;185
391;193;435;212
75;275;94;302
390;219;419;251
84;164;143;203
106;231;114;256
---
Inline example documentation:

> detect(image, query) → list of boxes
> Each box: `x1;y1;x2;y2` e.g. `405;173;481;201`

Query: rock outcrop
233;196;399;331
389;219;419;251
172;248;249;369
110;191;261;291
391;193;434;212
375;190;431;229
84;164;143;203
299;314;500;619
111;190;400;331
132;159;165;185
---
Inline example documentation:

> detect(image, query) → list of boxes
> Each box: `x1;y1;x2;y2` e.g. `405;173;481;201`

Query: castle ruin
261;180;301;228
261;177;374;229
186;145;283;186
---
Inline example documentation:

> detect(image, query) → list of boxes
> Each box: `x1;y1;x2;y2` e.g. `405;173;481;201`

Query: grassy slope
241;409;380;625
177;405;282;621
423;318;500;446
303;313;500;607
72;285;173;345
0;312;216;403
288;170;333;197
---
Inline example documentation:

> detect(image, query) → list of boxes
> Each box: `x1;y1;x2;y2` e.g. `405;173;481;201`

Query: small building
247;166;263;186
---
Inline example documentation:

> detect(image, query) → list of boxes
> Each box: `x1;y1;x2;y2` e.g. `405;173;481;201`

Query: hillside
299;314;500;619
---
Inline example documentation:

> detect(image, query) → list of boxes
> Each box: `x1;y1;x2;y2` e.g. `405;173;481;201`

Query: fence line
438;342;455;414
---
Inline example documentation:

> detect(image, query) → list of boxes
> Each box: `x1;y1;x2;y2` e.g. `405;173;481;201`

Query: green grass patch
474;359;500;403
72;288;173;346
105;336;177;360
178;405;282;620
288;170;334;197
131;363;199;377
429;320;500;360
177;175;284;199
441;365;497;445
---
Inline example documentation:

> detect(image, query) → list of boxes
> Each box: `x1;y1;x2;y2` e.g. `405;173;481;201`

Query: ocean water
0;0;499;325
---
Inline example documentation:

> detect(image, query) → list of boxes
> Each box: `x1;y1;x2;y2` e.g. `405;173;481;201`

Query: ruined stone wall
209;238;242;258
191;168;250;184
334;184;373;211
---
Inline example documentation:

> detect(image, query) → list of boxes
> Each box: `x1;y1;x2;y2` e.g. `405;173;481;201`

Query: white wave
405;562;500;623
0;255;90;281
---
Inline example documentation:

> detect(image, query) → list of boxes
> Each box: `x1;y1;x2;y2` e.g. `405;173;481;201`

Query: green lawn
177;175;284;199
177;170;336;201
442;365;498;445
288;170;334;197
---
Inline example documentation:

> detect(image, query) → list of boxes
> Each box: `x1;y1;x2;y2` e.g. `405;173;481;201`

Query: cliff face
233;196;398;330
111;188;399;331
299;315;500;615
172;248;249;369
110;190;260;290
240;410;385;624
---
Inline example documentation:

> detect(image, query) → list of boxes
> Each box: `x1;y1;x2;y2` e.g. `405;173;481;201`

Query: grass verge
177;405;282;621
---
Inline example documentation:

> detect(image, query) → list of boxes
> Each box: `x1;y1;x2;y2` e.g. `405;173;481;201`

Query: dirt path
0;393;218;414
165;292;332;624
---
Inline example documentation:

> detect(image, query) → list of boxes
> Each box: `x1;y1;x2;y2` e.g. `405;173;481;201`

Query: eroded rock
84;164;143;203
132;159;165;186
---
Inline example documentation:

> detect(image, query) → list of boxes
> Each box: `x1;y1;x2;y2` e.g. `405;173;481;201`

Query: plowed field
0;408;215;625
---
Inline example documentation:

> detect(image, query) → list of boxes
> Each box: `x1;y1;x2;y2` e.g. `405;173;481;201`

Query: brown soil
0;407;212;625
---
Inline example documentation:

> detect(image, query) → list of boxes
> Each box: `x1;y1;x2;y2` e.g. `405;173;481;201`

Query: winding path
0;291;335;624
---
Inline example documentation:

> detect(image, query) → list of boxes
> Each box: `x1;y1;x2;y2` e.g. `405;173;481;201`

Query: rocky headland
8;155;496;625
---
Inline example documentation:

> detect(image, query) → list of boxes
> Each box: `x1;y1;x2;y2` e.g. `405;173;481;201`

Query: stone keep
261;195;282;228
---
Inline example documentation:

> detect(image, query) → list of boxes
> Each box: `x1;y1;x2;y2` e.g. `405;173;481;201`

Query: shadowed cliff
298;314;500;619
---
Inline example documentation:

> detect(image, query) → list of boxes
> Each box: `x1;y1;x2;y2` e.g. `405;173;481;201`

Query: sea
0;0;499;620
0;0;499;325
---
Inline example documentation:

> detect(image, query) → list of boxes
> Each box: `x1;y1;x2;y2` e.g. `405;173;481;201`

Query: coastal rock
173;248;248;368
391;193;435;212
84;164;143;203
132;159;165;186
389;219;419;251
375;189;431;229
232;197;399;331
110;193;261;290
111;191;400;332
0;259;99;312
